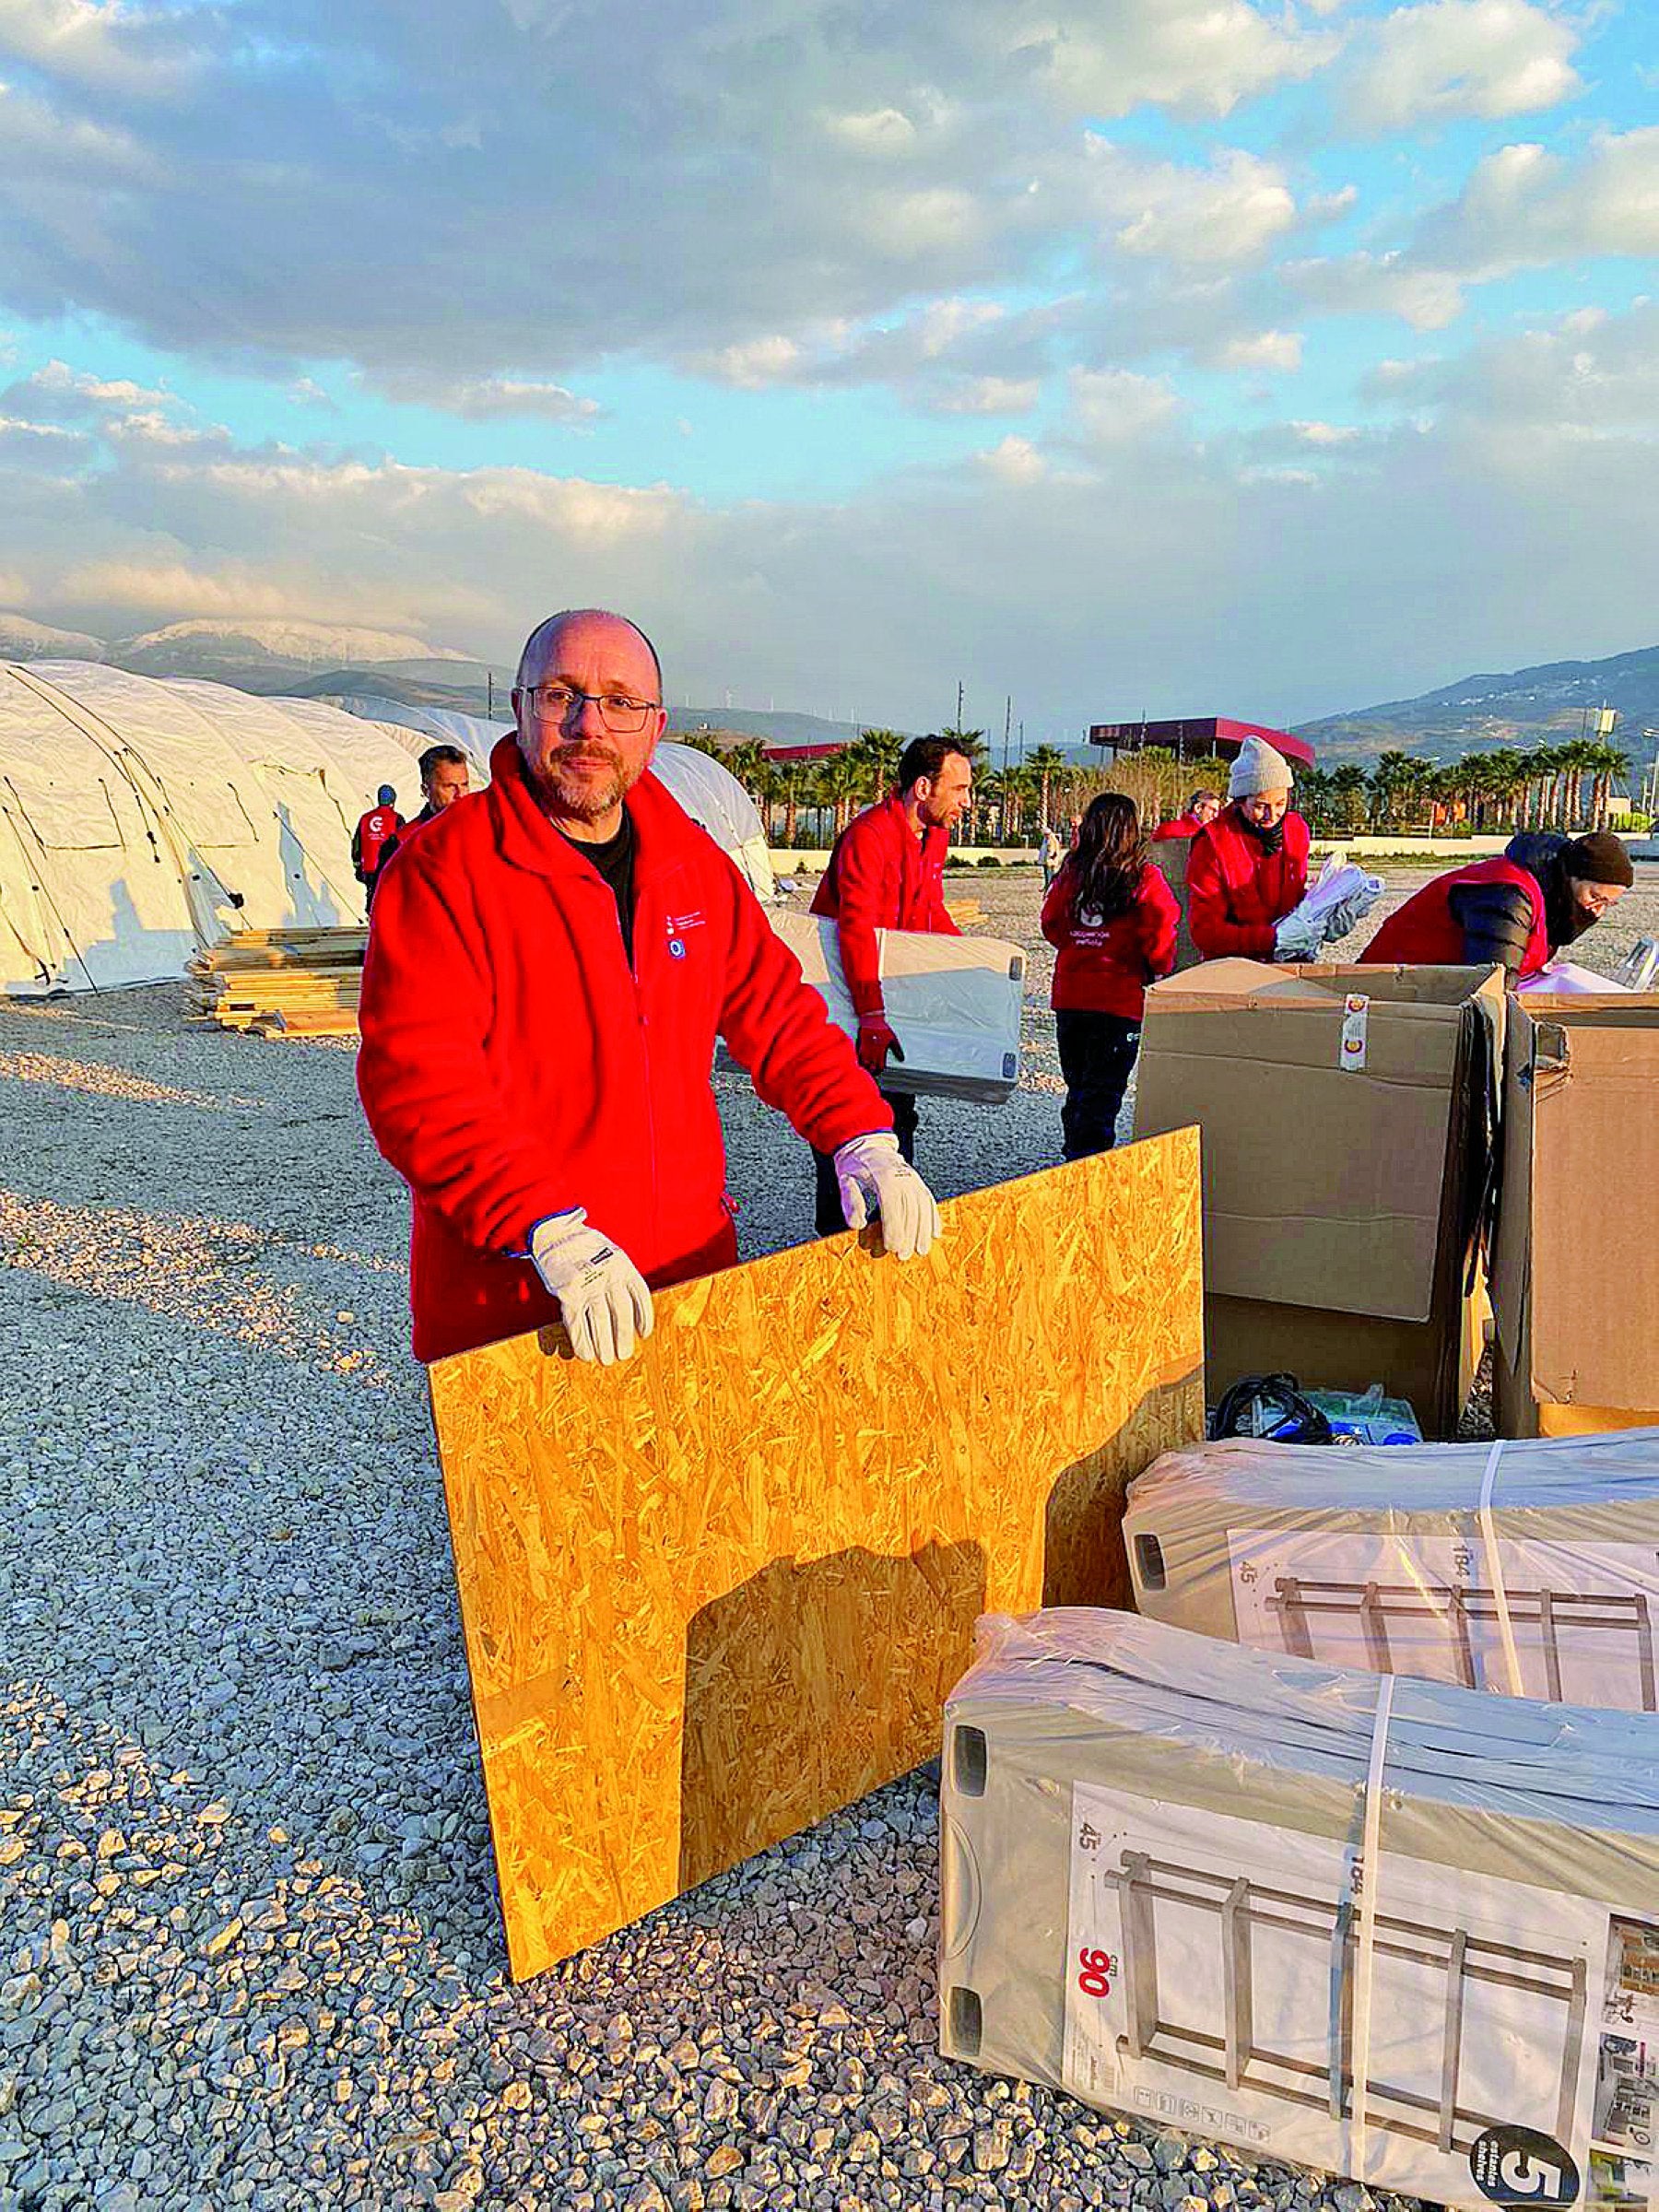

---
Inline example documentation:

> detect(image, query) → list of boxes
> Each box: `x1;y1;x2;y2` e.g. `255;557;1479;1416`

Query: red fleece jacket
1185;805;1312;959
1151;815;1203;842
1041;860;1180;1019
359;735;891;1361
809;794;959;1017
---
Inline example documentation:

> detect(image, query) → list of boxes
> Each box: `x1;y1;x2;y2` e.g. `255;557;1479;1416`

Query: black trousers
814;1088;919;1235
1055;1009;1141;1160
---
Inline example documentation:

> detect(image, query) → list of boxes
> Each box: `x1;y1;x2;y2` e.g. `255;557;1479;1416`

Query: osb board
428;1131;1204;1981
1537;1402;1659;1437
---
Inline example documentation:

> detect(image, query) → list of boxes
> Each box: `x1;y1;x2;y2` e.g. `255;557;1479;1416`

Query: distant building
1087;714;1316;771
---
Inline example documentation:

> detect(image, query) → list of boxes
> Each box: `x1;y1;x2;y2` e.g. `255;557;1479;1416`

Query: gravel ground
2;860;1653;2211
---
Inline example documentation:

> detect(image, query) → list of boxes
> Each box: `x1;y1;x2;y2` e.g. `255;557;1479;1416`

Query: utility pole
1002;695;1011;778
956;680;964;734
486;672;494;716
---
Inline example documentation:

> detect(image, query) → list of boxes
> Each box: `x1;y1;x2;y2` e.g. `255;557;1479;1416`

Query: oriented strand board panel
428;1133;1204;1980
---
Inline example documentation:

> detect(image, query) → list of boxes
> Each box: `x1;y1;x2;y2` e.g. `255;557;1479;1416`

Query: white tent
0;660;774;995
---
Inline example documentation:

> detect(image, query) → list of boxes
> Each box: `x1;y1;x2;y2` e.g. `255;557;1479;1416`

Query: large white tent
0;661;774;995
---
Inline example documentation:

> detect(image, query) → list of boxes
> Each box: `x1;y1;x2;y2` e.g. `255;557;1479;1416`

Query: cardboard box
1493;996;1659;1436
1133;960;1505;1437
939;1608;1659;2209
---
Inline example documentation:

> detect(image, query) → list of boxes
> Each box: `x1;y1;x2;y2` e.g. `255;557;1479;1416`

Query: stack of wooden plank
189;925;367;1038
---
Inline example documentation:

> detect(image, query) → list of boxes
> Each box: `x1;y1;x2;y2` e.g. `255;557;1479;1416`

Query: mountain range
2;612;1655;771
1290;644;1659;767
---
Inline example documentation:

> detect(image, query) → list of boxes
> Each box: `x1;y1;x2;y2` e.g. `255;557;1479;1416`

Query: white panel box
747;911;1025;1103
940;1609;1659;2211
1123;1431;1659;1710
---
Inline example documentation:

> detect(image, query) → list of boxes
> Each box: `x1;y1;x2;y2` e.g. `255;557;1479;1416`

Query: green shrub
978;853;1003;867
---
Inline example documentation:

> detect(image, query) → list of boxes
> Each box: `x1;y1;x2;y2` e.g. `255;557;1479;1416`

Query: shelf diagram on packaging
1267;1576;1658;1710
1107;1851;1589;2157
1223;1529;1659;1711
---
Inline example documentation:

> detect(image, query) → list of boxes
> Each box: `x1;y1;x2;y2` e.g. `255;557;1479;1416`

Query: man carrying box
807;735;974;1234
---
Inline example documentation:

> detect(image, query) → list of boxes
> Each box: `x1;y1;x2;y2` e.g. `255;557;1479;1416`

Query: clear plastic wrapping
940;1607;1659;2208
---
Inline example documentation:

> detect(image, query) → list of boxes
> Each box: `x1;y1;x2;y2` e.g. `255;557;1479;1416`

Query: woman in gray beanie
1185;735;1312;960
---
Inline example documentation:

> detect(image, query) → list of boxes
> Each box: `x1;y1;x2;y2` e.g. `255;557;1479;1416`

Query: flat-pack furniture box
1494;997;1659;1437
940;1608;1659;2211
1133;960;1505;1438
1123;1431;1659;1708
760;909;1025;1103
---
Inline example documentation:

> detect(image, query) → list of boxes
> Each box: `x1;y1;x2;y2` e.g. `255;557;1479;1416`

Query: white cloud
978;433;1049;485
1412;127;1659;276
1288;250;1467;328
1290;419;1363;444
691;335;808;390
1037;0;1334;117
1343;0;1580;131
0;0;1334;385
1218;329;1306;371
6;336;1659;731
1068;368;1182;445
0;0;202;98
1086;143;1299;265
822;105;922;154
373;371;602;423
929;375;1042;415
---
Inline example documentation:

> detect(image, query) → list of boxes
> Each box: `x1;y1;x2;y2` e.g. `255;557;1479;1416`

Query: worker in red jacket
806;735;974;1234
351;785;405;911
1364;830;1632;979
1186;737;1311;960
358;608;940;1366
1151;788;1221;842
374;744;473;881
1041;793;1179;1158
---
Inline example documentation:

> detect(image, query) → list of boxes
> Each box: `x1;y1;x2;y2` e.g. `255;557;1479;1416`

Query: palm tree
814;749;868;840
1329;764;1369;832
847;727;903;806
1025;745;1069;830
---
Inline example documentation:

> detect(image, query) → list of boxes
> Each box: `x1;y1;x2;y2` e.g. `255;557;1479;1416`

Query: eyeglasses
523;685;660;735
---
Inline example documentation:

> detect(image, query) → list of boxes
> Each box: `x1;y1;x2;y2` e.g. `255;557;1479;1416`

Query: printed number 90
1077;1948;1115;1998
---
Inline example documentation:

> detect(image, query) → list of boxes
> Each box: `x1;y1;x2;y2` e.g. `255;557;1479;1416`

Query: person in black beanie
1366;825;1633;980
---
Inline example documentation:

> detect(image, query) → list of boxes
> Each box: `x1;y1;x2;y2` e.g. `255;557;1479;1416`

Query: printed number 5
1077;1947;1115;1998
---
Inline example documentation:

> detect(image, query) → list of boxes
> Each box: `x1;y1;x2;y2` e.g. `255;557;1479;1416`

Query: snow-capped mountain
110;618;470;677
0;613;107;661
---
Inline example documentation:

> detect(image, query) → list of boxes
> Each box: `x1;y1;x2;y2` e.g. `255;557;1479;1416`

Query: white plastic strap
1478;1439;1525;1696
1348;1670;1394;2183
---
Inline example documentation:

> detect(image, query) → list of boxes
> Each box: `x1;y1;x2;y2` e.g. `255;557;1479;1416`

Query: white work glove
528;1208;653;1366
832;1132;941;1261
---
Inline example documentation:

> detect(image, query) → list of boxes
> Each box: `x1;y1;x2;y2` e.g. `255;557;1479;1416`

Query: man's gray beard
520;736;638;822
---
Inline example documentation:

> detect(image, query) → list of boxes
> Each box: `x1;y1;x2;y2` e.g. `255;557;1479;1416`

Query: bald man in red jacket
359;608;940;1365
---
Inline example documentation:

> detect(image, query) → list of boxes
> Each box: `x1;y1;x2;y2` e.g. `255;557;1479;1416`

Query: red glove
856;1014;904;1075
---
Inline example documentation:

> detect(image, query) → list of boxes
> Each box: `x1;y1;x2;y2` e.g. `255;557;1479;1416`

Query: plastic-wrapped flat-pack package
1123;1431;1659;1710
765;911;1026;1103
939;1609;1659;2210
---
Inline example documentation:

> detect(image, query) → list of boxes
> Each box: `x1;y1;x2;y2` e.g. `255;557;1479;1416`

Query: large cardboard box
1493;996;1659;1436
1133;960;1505;1437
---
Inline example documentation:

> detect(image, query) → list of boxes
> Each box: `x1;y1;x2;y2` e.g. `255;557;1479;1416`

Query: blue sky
1;0;1655;735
